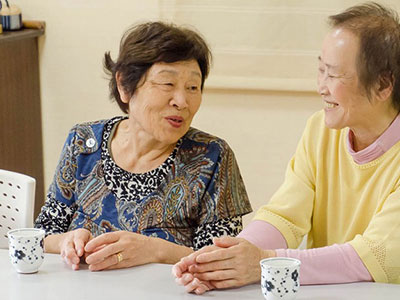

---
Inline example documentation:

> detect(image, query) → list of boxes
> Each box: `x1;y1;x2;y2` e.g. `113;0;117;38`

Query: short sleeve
197;140;252;225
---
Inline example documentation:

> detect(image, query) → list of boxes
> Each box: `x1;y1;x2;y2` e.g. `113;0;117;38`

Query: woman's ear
375;73;394;102
116;72;131;103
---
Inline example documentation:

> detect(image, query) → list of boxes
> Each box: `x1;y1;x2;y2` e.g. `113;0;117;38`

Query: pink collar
347;113;400;164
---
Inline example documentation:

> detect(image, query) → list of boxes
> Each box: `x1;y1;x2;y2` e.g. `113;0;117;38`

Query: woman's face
120;59;202;145
318;28;376;130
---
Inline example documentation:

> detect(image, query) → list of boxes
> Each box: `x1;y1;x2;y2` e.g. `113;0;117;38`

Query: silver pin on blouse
86;138;96;148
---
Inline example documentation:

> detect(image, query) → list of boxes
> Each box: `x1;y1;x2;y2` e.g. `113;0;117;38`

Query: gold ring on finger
116;252;123;263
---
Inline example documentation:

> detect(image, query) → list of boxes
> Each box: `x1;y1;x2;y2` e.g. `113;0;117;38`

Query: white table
1;249;399;300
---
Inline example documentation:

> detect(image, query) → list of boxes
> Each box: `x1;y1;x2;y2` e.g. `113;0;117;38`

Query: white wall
13;0;400;224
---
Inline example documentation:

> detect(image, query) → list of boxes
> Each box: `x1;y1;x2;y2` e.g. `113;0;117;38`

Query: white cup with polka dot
260;257;301;300
8;228;45;273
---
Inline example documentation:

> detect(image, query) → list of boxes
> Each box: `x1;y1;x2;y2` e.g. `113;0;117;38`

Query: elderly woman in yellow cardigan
174;2;400;294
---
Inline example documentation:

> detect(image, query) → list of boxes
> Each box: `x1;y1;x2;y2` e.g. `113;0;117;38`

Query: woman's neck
111;118;176;173
351;107;398;152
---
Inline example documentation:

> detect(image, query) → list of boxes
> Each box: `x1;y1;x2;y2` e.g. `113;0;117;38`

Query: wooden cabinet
0;29;45;219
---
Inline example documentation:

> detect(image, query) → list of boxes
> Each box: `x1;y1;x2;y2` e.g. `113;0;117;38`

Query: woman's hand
174;236;276;293
84;231;157;271
176;272;215;295
173;244;220;294
57;228;92;270
192;236;276;288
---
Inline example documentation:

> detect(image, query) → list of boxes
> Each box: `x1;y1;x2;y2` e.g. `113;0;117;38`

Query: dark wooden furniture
0;28;45;219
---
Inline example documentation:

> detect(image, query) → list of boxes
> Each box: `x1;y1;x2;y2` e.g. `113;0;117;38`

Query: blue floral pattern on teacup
8;229;45;273
260;258;301;300
13;249;26;260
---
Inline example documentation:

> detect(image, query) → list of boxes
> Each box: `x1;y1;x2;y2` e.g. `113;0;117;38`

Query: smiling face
118;60;202;145
318;28;376;130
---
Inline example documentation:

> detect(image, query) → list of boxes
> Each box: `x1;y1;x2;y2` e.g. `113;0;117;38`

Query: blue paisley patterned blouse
35;117;252;249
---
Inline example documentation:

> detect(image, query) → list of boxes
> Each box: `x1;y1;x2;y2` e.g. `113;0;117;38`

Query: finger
193;279;210;295
85;232;119;252
64;241;80;265
194;287;206;295
88;252;121;271
189;258;233;273
173;248;209;275
183;249;205;264
202;280;216;290
74;237;86;257
70;262;80;271
194;278;215;294
172;263;183;278
184;244;219;265
61;252;80;270
91;244;107;253
175;277;184;286
173;246;220;277
85;242;121;265
210;279;239;289
175;272;194;285
184;277;204;294
194;269;236;282
83;244;106;258
172;255;196;276
196;248;235;264
64;256;80;270
213;236;240;248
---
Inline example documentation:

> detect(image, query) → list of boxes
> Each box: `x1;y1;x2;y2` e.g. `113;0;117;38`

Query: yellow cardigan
255;110;400;283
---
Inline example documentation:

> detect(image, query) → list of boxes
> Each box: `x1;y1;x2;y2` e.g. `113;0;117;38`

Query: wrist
57;232;70;253
147;236;162;263
261;249;277;260
43;232;65;253
148;236;193;264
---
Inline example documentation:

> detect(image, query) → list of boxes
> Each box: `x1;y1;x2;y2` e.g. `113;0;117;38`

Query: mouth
324;101;338;109
165;116;184;128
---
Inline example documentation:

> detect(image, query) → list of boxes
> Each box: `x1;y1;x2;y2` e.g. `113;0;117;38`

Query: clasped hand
172;236;275;295
59;229;153;271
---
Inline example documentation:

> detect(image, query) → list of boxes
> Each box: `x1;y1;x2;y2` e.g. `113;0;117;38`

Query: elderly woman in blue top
35;21;252;271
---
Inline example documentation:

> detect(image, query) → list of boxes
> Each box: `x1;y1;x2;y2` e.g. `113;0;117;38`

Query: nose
170;88;188;110
317;73;328;96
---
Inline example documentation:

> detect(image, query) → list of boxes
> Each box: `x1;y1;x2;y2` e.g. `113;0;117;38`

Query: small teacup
260;257;301;300
8;228;45;274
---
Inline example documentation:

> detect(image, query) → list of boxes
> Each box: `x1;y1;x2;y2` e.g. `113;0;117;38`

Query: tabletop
1;249;399;300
